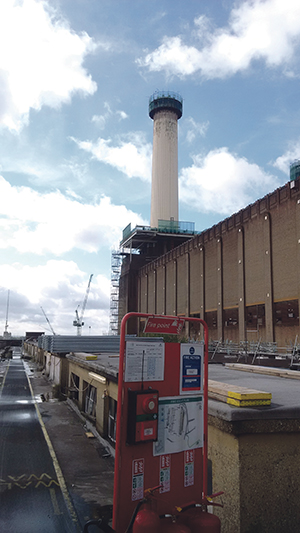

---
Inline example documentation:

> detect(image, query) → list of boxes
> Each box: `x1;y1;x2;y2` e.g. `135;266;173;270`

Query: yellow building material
208;380;272;407
228;390;272;401
227;398;271;407
74;352;98;361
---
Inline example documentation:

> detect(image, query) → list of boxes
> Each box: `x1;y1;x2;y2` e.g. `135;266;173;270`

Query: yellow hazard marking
227;398;271;407
50;487;62;515
1;473;60;490
26;370;80;530
36;479;60;489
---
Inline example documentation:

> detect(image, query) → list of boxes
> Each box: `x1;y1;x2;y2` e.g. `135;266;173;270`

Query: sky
1;0;300;337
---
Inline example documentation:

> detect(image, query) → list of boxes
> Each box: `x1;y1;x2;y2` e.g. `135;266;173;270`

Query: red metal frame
113;313;209;532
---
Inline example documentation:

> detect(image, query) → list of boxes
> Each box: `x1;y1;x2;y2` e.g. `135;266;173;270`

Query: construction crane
3;290;10;338
40;306;56;335
73;274;93;336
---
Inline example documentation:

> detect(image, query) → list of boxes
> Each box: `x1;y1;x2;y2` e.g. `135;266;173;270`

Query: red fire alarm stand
113;313;209;533
127;388;159;445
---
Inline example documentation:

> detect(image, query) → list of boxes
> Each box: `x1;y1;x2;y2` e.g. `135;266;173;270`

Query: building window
224;308;238;327
70;373;79;401
108;397;117;444
246;305;265;329
274;300;299;327
205;310;217;329
189;313;201;338
84;384;97;418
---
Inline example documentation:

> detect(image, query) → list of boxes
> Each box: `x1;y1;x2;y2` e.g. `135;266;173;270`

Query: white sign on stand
153;395;203;456
125;341;165;382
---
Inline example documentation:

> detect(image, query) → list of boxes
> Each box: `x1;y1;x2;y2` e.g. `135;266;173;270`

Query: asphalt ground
0;355;115;533
0;357;78;532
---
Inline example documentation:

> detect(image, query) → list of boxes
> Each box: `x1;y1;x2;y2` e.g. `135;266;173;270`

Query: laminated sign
180;344;203;395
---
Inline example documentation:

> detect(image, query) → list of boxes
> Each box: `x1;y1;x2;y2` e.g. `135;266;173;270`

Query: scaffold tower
109;250;124;334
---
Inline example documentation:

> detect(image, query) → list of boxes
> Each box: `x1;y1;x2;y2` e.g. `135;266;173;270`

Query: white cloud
117;110;129;120
0;0;101;131
92;104;128;129
138;0;300;78
273;140;300;174
92;114;107;129
73;133;152;181
185;117;209;143
180;148;278;215
0;262;110;335
0;175;146;255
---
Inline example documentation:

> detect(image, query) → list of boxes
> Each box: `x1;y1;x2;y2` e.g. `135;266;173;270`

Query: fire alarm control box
127;389;159;445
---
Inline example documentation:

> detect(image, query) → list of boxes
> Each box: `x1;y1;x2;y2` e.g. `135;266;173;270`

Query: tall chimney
149;91;183;228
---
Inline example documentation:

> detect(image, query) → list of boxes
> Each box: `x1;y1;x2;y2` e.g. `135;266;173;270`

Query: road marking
26;370;80;531
0;361;10;397
2;473;60;489
50;487;62;515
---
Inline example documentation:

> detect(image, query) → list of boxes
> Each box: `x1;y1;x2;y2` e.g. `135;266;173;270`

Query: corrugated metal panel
37;335;133;354
37;335;163;354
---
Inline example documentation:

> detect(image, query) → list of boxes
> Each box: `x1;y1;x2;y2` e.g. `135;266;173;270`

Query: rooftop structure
290;159;300;182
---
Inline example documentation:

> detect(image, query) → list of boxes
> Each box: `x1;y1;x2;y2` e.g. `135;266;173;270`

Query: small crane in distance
73;274;93;336
3;290;10;338
40;306;56;335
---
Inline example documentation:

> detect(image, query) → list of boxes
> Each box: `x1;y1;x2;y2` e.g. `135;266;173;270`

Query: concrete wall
136;181;300;347
208;417;300;532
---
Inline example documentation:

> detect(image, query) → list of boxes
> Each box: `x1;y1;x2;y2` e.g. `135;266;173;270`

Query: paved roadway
0;355;80;533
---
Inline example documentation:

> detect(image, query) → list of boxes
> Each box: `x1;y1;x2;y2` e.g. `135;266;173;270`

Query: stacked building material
208;380;272;407
37;335;162;355
225;363;300;380
37;335;134;354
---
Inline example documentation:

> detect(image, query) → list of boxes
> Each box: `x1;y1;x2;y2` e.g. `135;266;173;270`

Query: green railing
158;219;195;234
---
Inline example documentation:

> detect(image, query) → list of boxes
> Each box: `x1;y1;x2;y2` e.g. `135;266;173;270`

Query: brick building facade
119;178;300;347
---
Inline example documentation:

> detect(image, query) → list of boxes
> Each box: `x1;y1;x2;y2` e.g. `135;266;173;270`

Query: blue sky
1;0;300;336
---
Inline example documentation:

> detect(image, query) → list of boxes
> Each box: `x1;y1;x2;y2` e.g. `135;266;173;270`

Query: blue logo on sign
189;346;195;355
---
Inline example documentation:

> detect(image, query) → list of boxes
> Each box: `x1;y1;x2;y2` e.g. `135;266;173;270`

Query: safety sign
144;316;185;335
184;450;195;487
180;343;203;395
159;454;171;493
153;395;203;456
125;341;165;382
132;458;144;501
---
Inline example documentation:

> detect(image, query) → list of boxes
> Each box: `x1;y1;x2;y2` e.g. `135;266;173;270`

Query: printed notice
132;458;144;501
125;341;165;382
159;454;171;493
184;450;195;487
180;343;204;395
153;396;203;456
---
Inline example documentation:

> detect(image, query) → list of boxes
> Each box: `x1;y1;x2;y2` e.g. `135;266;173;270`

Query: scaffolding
109;250;124;335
